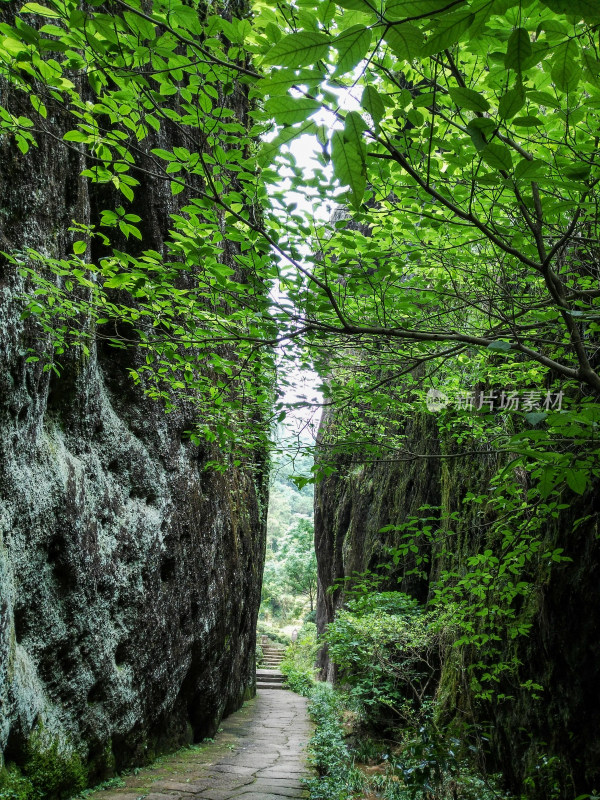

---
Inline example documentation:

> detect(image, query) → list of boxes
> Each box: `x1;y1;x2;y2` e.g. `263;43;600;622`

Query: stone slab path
87;688;313;800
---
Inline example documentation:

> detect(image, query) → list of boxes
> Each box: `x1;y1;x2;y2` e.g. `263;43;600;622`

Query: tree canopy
1;0;599;492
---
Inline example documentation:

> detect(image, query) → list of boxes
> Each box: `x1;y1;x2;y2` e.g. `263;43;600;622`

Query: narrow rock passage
89;688;313;800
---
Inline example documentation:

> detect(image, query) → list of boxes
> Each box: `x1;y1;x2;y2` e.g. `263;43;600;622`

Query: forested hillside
0;0;599;798
260;445;316;623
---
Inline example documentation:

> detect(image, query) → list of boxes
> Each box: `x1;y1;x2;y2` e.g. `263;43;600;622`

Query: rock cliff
315;403;600;799
0;3;268;793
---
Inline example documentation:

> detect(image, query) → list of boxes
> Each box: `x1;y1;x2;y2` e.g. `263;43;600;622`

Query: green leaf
512;115;543;127
332;130;365;209
385;0;453;19
424;9;475;56
551;39;581;92
344;110;368;160
448;86;490;113
256;69;324;96
263;32;330;68
539;0;600;21
466;117;494;150
566;469;587;494
498;84;525;120
527;90;560;109
525;411;547;425
563;163;592;181
481;143;513;172
170;4;203;34
20;2;61;17
487;340;512;351
336;0;378;14
514;158;547;181
383;23;423;62
63;130;88;142
264;96;321;125
104;273;132;289
151;148;177;161
538;467;558;499
504;27;531;73
582;49;600;86
73;240;87;254
30;95;47;119
361;84;385;130
333;24;371;77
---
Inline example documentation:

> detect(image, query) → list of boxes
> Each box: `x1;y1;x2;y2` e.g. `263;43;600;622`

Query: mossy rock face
21;729;87;800
314;399;600;799
1;734;86;800
0;0;268;794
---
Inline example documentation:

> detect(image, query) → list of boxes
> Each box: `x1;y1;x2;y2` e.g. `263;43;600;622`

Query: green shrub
281;665;315;696
324;592;451;727
305;683;364;800
280;622;318;696
0;765;37;800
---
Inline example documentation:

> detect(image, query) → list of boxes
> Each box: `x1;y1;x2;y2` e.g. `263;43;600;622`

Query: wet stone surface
88;689;313;800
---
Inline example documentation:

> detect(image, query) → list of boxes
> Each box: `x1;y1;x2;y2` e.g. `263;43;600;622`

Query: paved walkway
90;688;313;800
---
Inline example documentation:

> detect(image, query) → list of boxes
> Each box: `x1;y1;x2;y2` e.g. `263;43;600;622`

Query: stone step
256;682;285;690
257;669;284;677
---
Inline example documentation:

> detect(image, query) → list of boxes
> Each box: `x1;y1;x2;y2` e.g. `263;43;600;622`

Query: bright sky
267;86;362;450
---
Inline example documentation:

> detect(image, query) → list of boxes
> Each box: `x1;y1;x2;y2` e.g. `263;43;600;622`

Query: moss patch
0;728;88;800
0;764;37;800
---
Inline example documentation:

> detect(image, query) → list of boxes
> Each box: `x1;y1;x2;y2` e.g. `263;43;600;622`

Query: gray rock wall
0;5;268;787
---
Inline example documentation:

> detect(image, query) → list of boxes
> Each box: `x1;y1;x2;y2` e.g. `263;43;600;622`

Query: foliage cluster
324;591;451;726
261;444;316;622
378;480;574;699
303;680;511;800
277;594;508;800
279;621;319;695
305;683;365;800
2;0;599;478
256;620;292;645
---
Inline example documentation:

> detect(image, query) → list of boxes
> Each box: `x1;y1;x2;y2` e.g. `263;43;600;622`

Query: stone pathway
89;688;313;800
